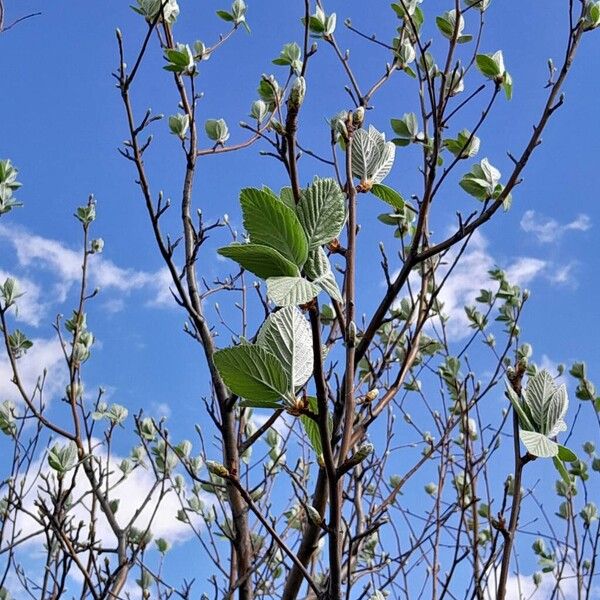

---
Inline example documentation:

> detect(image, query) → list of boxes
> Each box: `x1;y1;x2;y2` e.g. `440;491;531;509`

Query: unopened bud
352;442;374;463
352;107;365;128
288;76;306;110
206;460;230;478
305;504;323;526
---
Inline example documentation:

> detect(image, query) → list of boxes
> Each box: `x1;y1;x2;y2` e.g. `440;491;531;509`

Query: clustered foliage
1;1;600;599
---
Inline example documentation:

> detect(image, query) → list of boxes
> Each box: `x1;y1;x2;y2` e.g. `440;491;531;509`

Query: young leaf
519;430;558;458
214;345;290;403
266;277;319;307
524;370;558;432
370;184;405;211
296;178;346;249
217;244;299;279
240;188;308;267
256;306;314;388
351;126;396;185
300;396;326;456
304;248;343;303
553;456;572;486
390;113;419;146
505;382;535;431
476;54;503;79
557;444;577;463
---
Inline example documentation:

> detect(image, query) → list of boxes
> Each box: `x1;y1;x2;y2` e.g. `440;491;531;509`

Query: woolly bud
206;460;229;478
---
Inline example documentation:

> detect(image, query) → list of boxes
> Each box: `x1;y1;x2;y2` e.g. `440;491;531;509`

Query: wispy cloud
436;232;546;340
0;336;67;405
0;224;174;325
520;210;591;243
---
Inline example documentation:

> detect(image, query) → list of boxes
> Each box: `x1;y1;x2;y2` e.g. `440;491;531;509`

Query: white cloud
484;562;589;600
436;231;546;340
505;257;547;285
0;224;175;322
0;269;48;327
13;441;200;551
520;210;591;244
547;262;577;286
0;336;66;405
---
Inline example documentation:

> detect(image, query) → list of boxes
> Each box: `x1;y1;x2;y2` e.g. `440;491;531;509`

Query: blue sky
1;0;599;597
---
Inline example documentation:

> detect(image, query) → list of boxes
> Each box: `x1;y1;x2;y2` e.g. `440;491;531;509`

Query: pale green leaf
525;370;557;431
520;430;558;458
505;381;535;431
266;277;319;307
256;306;313;388
300;396;327;456
304;248;343;303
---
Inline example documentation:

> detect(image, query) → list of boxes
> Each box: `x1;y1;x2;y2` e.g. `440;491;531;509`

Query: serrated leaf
373;140;396;183
218;244;299;279
240;188;308;267
520;430;558;458
266;277;319;307
351;127;373;181
304;248;343;303
256;306;313;388
545;384;568;437
525;370;556;431
370;184;405;211
214;345;290;403
279;187;296;209
505;382;535;431
351;126;396;185
296;178;346;249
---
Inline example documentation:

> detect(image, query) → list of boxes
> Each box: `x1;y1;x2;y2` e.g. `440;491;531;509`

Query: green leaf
216;9;234;21
390;113;419;144
239;399;283;409
503;71;513;101
218;244;299;279
300;396;328;456
304;248;343;303
557;445;577;463
240;188;308;267
266;277;319;307
256;306;314;388
460;158;501;200
214;345;290;403
279;187;296;209
205;118;230;143
553;456;572;486
296;178;346;249
476;54;501;78
370;183;405;211
444;129;480;159
505;382;535;431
